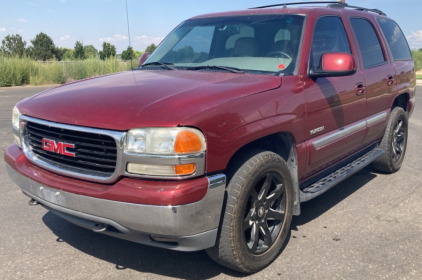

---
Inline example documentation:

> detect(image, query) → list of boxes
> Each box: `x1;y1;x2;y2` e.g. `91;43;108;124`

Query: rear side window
311;16;351;68
377;18;412;60
350;18;385;69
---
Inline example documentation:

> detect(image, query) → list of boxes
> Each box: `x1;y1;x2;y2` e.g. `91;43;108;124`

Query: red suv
5;1;416;273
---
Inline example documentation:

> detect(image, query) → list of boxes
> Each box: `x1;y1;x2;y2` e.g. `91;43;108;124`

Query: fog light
127;163;196;176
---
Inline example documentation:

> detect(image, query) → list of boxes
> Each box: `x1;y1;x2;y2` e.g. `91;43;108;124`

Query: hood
18;70;281;131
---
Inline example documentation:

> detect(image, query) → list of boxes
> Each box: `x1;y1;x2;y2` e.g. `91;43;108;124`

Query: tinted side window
377;18;412;60
350;18;385;69
311;16;351;68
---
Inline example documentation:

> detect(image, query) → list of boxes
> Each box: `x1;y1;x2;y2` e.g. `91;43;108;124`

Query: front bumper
5;147;226;252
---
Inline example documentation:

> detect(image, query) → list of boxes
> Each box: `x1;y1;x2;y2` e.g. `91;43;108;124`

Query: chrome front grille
26;122;117;176
21;115;125;183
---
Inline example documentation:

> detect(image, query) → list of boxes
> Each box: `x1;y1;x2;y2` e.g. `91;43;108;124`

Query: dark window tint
311;16;351;68
377;18;412;60
350;18;385;68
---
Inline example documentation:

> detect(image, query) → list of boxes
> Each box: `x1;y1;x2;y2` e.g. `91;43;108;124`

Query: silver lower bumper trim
6;164;226;251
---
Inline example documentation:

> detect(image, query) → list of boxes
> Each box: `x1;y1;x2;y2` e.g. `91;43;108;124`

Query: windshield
144;14;306;75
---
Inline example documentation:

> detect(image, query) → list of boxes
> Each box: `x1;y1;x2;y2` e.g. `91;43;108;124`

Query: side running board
300;149;384;202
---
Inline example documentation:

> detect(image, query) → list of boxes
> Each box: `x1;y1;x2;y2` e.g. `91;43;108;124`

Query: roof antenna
125;0;133;70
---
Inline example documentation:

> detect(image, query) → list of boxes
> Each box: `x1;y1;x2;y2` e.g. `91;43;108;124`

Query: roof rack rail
250;1;387;16
250;1;339;9
327;3;386;16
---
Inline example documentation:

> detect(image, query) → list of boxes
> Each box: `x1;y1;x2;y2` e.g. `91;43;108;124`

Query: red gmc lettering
42;139;75;157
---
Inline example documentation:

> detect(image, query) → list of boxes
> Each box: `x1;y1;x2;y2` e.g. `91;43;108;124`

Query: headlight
125;127;206;177
12;106;22;147
12;106;21;130
126;127;206;155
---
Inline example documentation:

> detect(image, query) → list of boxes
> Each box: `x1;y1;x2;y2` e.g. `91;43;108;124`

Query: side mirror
138;52;151;67
309;52;356;78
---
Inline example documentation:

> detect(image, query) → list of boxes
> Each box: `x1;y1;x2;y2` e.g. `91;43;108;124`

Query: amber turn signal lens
175;164;196;175
175;131;202;153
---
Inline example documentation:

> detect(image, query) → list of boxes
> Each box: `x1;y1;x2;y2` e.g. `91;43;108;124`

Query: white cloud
0;27;5;32
60;35;71;40
17;18;27;23
99;34;128;42
407;30;422;49
10;27;24;33
135;35;164;45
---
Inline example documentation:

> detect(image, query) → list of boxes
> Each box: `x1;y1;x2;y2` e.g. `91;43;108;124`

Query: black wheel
206;150;293;273
371;107;408;173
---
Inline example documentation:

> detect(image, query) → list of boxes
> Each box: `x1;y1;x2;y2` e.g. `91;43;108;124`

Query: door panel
302;15;367;178
304;75;366;175
348;17;397;146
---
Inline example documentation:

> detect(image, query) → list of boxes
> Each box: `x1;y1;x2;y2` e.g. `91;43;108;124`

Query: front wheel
206;151;293;273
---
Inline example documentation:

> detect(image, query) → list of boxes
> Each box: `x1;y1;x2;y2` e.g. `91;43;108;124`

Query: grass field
417;74;422;80
0;56;134;87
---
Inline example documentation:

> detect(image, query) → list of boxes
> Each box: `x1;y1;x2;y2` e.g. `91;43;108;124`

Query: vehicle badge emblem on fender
310;126;324;135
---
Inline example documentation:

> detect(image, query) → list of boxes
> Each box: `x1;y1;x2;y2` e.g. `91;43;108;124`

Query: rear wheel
206;151;293;273
371;107;408;173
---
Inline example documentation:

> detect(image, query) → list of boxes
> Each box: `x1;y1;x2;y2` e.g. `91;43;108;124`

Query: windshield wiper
186;65;244;74
142;62;176;70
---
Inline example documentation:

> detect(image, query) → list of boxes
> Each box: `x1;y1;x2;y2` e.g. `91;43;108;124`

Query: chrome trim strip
312;111;389;150
20;115;126;184
7;164;226;237
366;111;387;127
313;121;366;149
208;174;226;189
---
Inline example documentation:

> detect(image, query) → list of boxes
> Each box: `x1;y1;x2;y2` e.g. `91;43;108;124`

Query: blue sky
1;0;421;53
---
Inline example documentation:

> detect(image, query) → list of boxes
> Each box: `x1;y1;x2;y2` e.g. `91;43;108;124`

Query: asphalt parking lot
0;85;421;280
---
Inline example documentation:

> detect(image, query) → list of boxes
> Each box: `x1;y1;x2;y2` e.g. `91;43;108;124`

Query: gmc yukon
5;1;416;273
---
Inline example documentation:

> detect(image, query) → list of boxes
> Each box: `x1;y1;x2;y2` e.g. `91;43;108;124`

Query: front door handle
387;75;394;86
355;83;365;96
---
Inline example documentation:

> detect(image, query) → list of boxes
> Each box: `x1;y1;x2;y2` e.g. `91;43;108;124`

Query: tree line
1;32;158;61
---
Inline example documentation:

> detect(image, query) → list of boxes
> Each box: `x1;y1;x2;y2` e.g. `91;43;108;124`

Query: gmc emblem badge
42;138;75;157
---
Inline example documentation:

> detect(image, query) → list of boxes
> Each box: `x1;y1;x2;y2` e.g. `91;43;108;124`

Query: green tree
83;45;98;58
1;34;26;58
24;46;33;58
99;42;116;60
133;50;143;59
55;47;69;61
121;46;135;61
63;49;75;60
412;50;422;71
74;41;85;60
145;43;157;53
30;32;57;61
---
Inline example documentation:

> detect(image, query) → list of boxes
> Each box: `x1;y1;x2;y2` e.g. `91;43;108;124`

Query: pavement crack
406;164;422;171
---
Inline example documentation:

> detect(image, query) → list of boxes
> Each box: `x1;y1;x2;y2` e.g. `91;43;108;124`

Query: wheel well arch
224;132;301;215
392;93;410;112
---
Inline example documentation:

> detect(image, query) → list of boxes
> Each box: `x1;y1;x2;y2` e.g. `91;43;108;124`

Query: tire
371;107;408;173
206;150;293;273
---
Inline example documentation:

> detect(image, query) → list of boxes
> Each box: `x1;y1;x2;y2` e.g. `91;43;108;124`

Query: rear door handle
355;83;365;96
387;75;394;86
